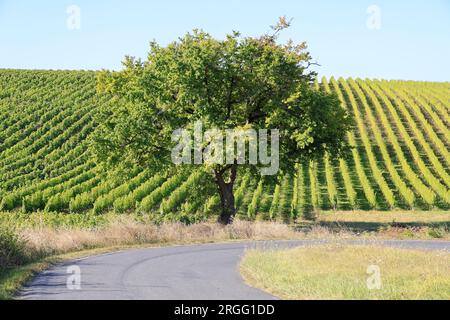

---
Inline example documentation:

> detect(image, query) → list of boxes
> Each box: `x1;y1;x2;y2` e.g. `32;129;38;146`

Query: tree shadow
314;220;450;233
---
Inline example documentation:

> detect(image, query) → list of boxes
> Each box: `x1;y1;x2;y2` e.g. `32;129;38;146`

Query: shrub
0;226;29;269
427;227;444;239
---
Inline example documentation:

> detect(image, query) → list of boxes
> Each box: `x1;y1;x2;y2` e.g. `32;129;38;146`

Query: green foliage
0;68;448;224
235;174;251;209
290;164;304;218
160;170;204;214
349;78;415;208
247;180;264;218
339;78;396;208
309;161;320;210
0;226;29;269
108;173;167;214
140;173;188;212
203;195;220;215
91;20;353;222
324;153;338;210
0;211;109;230
269;184;281;220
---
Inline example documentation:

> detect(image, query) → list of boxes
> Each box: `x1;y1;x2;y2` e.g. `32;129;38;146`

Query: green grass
241;245;450;300
0;259;54;300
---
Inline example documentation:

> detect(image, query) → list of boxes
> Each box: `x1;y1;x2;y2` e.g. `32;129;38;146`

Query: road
19;239;450;300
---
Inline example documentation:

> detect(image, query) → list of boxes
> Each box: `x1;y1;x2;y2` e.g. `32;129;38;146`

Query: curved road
19;240;450;300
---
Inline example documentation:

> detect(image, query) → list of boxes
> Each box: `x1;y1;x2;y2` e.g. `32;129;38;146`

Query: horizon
0;0;449;82
1;68;448;84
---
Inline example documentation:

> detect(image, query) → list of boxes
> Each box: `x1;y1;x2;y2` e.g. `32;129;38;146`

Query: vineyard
0;69;449;222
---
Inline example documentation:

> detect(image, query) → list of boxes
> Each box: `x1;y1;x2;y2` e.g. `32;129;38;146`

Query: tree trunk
217;182;236;224
214;165;237;225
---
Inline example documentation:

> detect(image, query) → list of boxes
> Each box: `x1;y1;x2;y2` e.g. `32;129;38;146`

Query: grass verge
240;244;450;300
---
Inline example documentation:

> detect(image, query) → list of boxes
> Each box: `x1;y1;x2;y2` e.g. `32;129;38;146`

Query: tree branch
204;65;212;107
226;75;235;120
305;61;321;69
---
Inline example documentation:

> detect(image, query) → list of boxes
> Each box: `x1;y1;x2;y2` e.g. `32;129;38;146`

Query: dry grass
20;219;304;257
18;210;450;257
314;210;450;240
1;212;449;300
318;210;450;223
2;219;305;300
241;245;450;300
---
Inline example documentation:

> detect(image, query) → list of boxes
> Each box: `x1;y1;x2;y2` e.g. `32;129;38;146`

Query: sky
0;0;449;81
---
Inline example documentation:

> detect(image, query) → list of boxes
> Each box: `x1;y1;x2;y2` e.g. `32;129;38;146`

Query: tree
91;17;353;224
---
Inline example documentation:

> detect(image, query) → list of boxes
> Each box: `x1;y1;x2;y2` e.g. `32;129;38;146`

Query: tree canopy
91;18;353;224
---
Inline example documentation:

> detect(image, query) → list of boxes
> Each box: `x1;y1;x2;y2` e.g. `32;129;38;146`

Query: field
240;245;450;300
0;69;449;221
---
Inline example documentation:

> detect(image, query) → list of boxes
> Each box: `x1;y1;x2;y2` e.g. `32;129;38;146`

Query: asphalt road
19;240;450;300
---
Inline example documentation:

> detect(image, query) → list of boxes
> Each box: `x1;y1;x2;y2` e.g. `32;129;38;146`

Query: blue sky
0;0;449;81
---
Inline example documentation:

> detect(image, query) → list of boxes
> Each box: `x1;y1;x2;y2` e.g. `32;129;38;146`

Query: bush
427;227;444;239
0;226;29;269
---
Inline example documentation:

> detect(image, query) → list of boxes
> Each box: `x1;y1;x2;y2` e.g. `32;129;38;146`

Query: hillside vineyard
0;70;449;221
